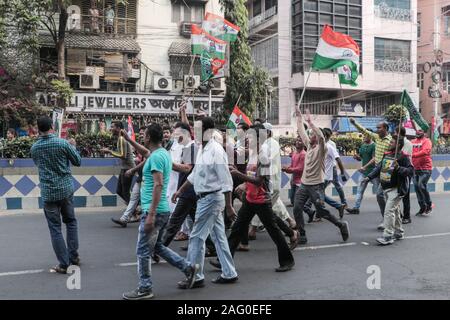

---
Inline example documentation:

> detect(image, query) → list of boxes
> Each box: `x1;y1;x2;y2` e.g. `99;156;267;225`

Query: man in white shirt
323;129;348;219
172;117;238;288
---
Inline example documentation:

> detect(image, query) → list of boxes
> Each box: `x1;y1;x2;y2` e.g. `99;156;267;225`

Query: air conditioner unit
211;78;226;94
79;74;100;89
184;75;200;90
153;75;172;92
180;21;201;38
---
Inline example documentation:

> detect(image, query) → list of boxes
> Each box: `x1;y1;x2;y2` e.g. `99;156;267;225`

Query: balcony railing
67;14;137;35
249;6;277;28
374;57;413;73
374;2;412;22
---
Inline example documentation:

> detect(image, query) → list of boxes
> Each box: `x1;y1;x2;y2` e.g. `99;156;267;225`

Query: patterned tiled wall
1;157;450;210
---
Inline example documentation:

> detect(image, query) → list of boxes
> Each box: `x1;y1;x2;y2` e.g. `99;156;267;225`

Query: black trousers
293;183;343;236
228;199;294;267
117;169;133;205
402;182;411;220
161;197;216;252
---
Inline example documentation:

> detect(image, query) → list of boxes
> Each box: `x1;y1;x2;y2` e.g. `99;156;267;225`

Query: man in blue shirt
31;116;81;274
121;123;199;300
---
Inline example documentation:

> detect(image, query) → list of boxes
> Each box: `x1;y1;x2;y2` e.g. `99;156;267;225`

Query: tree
384;104;407;126
219;0;271;118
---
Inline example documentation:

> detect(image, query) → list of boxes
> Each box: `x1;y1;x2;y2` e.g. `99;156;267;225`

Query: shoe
425;205;433;215
394;233;404;241
313;217;322;222
205;249;217;258
299;234;308;245
49;265;67;274
237;244;250;252
339;221;350;242
184;264;200;289
338;205;346;219
402;218;411;224
346;208;360;215
152;254;160;264
307;210;315;223
128;215;140;223
70;257;81;266
289;230;300;251
376;236;394;246
211;276;238;284
275;262;295;272
377;223;385;231
209;259;221;270
174;232;189;241
111;217;127;228
178;278;205;289
415;208;426;216
122;288;154;300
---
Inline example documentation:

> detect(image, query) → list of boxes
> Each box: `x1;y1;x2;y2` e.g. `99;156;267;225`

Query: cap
262;122;273;131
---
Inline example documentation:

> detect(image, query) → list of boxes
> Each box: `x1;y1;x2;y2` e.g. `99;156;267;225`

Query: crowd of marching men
30;101;433;300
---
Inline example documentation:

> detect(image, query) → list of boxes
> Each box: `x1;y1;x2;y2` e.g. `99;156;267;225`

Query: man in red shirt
411;129;433;215
284;137;306;206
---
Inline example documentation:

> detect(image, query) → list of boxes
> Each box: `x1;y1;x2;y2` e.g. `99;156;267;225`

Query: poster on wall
442;119;450;135
61;120;78;139
52;108;64;138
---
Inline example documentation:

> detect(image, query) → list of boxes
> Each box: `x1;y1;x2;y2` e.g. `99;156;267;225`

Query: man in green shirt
121;124;199;300
350;118;392;230
346;133;379;215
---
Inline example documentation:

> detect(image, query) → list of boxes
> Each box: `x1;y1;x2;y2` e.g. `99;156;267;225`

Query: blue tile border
73;196;87;207
102;195;117;207
6;198;22;210
0;158;121;168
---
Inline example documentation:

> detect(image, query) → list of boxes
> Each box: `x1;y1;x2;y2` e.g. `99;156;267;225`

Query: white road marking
116;260;167;267
0;269;44;277
361;242;370;246
404;232;450;240
294;242;358;251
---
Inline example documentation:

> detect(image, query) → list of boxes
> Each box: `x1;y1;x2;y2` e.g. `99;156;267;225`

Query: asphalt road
1;194;450;300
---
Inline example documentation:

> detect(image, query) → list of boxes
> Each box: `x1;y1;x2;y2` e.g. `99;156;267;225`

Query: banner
337;101;366;117
52;108;64;138
400;90;430;131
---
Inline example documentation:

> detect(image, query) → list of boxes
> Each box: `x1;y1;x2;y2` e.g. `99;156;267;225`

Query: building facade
247;0;418;133
418;0;450;136
37;0;225;133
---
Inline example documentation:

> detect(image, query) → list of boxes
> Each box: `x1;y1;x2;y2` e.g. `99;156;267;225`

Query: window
417;72;424;90
172;3;204;23
446;71;450;92
417;13;421;39
251;36;278;71
265;0;277;10
253;0;262;17
443;7;450;36
375;38;411;72
374;0;410;9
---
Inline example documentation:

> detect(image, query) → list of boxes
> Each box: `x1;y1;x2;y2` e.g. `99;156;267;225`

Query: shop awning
168;42;191;57
39;33;141;53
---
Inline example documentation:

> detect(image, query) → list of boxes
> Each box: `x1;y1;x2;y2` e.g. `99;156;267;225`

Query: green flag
400;90;430;132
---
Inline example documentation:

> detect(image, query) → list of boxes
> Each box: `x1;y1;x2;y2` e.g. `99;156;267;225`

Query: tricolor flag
312;25;360;86
191;24;226;60
202;12;240;42
127;116;135;141
200;52;226;81
226;105;252;130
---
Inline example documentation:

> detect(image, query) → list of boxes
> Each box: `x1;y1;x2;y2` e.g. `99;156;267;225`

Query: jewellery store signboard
37;92;224;115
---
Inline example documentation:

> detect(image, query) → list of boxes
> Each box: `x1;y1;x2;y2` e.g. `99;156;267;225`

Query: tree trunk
57;2;68;81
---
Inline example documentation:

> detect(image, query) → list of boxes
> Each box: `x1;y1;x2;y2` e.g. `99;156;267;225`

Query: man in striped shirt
350;118;392;230
101;121;135;204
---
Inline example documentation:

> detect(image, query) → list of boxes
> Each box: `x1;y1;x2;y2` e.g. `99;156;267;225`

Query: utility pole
433;0;441;143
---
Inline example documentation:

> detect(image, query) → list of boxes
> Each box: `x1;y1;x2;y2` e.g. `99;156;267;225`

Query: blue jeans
137;213;190;290
332;166;347;205
324;180;343;209
187;192;237;281
354;175;381;209
43;194;78;269
413;170;432;210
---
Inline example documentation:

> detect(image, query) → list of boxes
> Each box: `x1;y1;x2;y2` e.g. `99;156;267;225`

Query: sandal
49;265;67;274
174;232;189;241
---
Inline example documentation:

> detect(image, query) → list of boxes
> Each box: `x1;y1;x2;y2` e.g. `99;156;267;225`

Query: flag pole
235;93;243;108
394;105;404;157
295;67;313;113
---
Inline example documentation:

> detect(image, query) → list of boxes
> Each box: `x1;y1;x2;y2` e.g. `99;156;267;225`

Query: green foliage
219;0;271;117
384;104;407;124
74;133;116;158
0;136;37;158
51;79;74;107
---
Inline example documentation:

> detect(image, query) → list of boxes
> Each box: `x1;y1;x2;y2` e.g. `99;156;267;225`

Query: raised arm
120;130;151;158
296;108;310;147
350;118;378;141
